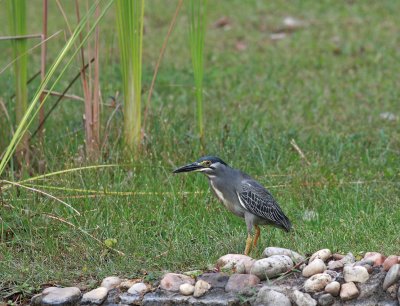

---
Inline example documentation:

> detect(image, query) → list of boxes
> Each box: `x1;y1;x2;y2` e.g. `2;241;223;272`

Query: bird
173;156;291;255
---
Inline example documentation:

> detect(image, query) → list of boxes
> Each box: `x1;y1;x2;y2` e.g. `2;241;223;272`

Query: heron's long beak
173;162;203;173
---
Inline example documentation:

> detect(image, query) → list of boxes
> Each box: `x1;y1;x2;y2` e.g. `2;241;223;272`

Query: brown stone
159;273;195;292
340;282;359;301
363;252;386;266
383;255;400;272
225;274;260;292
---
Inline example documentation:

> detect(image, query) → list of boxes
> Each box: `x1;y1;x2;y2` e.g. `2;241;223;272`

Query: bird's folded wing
237;180;290;229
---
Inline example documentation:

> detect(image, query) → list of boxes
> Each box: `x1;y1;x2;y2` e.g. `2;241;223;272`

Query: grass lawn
0;0;399;301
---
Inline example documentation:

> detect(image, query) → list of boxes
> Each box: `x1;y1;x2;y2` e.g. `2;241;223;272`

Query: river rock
364;252;386;266
309;249;332;263
193;279;211;297
383;255;400;271
302;258;326;277
41;287;81;305
291;289;317;306
383;263;400;290
327;252;355;270
128;282;149;295
304;273;332;293
159;273;195;292
317;293;334;306
324;281;340;296
343;265;370;283
119;279;139;289
255;288;291;306
263;247;305;263
100;276;121;290
332;253;345;260
250;255;294;280
216;254;255;274
340;282;359;301
81;287;108;305
225;274;260;292
179;283;195;296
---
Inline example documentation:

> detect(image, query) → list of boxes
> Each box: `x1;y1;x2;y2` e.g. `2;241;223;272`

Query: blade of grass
189;0;208;148
115;0;145;153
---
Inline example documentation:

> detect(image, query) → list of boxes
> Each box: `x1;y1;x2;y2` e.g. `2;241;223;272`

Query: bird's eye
203;160;212;167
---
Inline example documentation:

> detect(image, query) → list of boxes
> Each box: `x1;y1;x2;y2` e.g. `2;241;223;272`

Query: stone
343;265;370;283
309;249;332;263
159;273;195;292
263;246;305;263
128;282;149;295
340;282;359;301
100;276;121;290
291;289;317;306
364;252;386;266
324;281;340;296
255;288;291;306
198;273;229;289
119;292;142;305
332;253;345;260
41;287;81;305
225;274;260;292
143;290;239;305
193;279;211;298
179;283;195;296
387;283;399;299
302;259;326;277
383;255;400;272
317;293;334;306
358;268;387;299
342;252;356;265
250;255;294;280
327;260;343;270
383;263;400;290
216;254;255;274
81;287;108;305
324;270;339;280
304;273;332;293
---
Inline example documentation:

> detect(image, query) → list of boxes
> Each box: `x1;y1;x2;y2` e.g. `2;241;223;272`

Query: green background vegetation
0;0;399;299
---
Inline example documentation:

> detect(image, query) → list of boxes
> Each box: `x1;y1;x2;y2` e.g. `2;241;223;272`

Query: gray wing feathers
238;179;291;231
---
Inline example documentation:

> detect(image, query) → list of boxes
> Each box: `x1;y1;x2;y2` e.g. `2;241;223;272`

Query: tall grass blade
189;0;207;148
7;0;29;169
115;0;145;153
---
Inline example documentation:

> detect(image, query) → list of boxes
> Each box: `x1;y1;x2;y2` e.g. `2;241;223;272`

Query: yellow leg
253;225;261;247
244;234;253;255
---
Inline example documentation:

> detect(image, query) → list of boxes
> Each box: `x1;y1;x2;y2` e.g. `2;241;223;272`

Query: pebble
159;273;195;292
41;287;81;305
291;289;317;306
255;288;291;306
302;258;326;277
193;279;211;297
340;282;359;301
81;287;108;305
127;282;149;295
364;252;386;266
263;247;305;263
179;283;195;296
225;274;260;292
250;255;294;280
324;281;340;296
317;293;335;306
100;276;121;290
216;254;255;274
343;265;370;283
309;249;332;263
383;255;400;272
382;263;400;290
304;273;332;293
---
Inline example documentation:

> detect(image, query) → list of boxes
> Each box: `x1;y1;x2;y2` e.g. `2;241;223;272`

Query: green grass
0;0;400;301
